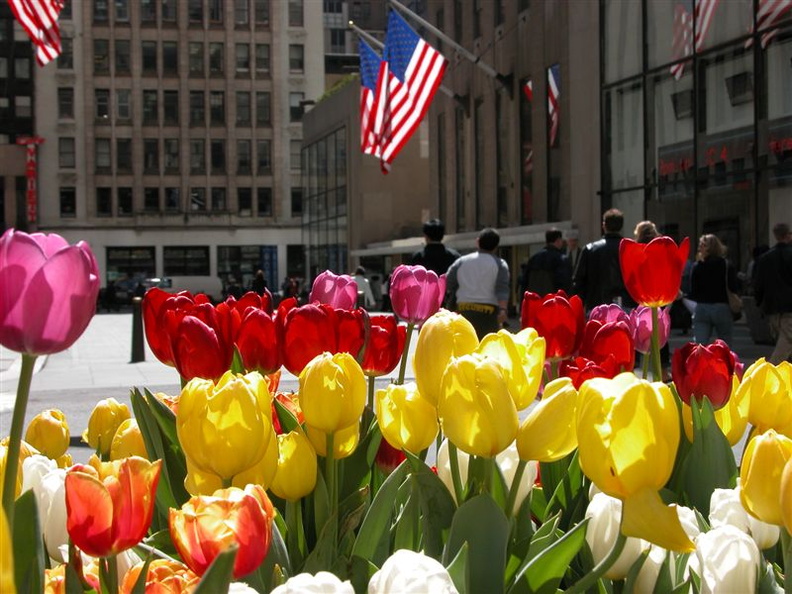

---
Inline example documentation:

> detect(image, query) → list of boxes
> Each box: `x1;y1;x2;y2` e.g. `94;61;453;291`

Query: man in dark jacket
573;208;636;311
754;222;792;364
411;219;460;276
520;228;572;296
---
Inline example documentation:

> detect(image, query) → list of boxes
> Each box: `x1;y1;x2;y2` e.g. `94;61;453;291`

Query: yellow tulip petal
622;488;695;552
739;430;792;526
306;422;360;460
781;459;792;535
517;377;577;462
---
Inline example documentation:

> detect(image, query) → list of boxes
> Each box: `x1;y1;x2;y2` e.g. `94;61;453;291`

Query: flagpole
387;0;512;90
349;20;461;103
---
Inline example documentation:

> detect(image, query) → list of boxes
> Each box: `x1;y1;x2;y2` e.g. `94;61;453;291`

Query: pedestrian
753;222;792;364
565;229;583;277
354;266;376;309
689;234;740;346
411;218;460;276
573;208;635;311
445;228;510;340
520;228;572;296
251;269;268;296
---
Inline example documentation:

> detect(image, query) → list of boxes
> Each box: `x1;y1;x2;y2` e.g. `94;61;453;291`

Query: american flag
8;0;64;66
670;0;720;80
746;0;792;48
547;65;560;148
523;80;533;173
377;10;447;172
359;39;384;158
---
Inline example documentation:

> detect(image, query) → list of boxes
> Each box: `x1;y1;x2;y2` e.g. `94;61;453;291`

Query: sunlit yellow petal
517;377;577;462
622;488;695;552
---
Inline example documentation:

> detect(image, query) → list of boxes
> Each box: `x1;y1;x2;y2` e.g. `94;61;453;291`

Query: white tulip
495;441;538;514
229;583;260;593
21;455;68;562
584;493;649;580
368;549;458;594
695;525;760;594
633;545;667;593
436;439;469;504
709;487;779;550
271;571;354;594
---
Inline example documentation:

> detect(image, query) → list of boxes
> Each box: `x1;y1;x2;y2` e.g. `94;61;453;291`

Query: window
210;91;225;125
140;0;155;22
235;0;250;24
288;0;303;26
209;0;223;23
165;188;180;211
15;96;31;118
164;247;210;275
212;188;227;210
290;140;302;169
256;92;271;126
188;0;203;24
189;91;205;125
236;92;251;125
95;139;111;172
190;140;205;173
289;44;304;72
118;188;133;215
255;0;270;25
329;29;345;53
291;188;303;215
190;188;206;211
116;90;131;122
211;140;226;173
142;41;157;74
257;140;271;173
189;42;204;75
97;188;112;216
143;90;158;124
162;0;177;22
60;2;72;18
164;139;180;172
144;188;160;212
163;41;178;75
59;138;75;168
236;44;250;74
60;187;76;218
237;140;252;173
238;188;252;215
257;187;272;216
94;0;109;22
115;40;131;73
163;90;179;124
0;58;6;79
209;43;224;75
14;57;30;79
58;88;74;118
255;44;270;74
94;39;110;74
117;139;132;172
144;139;159;174
96;89;110;120
289;92;304;122
58;37;73;69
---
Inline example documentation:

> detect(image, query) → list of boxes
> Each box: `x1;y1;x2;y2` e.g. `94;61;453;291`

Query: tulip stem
782;529;792;594
367;375;376;411
449;443;465;506
650;307;663;382
325;432;338;550
505;460;528;517
396;323;415;385
566;515;627;594
1;353;36;531
641;350;650;380
286;499;305;567
100;554;119;594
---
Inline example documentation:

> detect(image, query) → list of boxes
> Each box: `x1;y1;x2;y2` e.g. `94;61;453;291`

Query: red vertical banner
16;136;44;225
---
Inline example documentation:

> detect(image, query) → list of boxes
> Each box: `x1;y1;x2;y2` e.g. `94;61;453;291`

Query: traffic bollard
130;296;145;363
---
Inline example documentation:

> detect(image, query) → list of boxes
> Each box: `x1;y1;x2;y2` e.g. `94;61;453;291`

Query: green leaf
404;451;456;559
64;561;84;594
230;347;246;374
13;489;44;594
313;466;330;544
622;549;650;594
348;555;379;594
530;486;548;522
525;513;561;563
444;494;510;594
393;485;420;551
258;521;292;590
273;397;301;435
446;542;469;594
130;554;154;594
193;547;238;594
757;560;784;593
144;387;180;446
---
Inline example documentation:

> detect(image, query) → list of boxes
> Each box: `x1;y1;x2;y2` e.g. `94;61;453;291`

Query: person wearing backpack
520;228;572;297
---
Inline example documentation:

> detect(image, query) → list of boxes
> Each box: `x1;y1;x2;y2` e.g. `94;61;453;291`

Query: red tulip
389;265;446;325
235;308;281;375
226;290;274;316
559;356;617;389
169;485;275;578
672;340;736;409
0;229;99;355
309;270;359;309
620;236;690;307
520;290;585;360
578;319;635;374
65;456;161;558
361;314;407;377
375;438;407;475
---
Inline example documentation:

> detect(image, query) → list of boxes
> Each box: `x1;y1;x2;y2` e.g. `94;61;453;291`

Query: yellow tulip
414;310;479;406
438;354;518;458
576;372;694;552
0;505;14;594
305;422;360;459
25;409;70;460
734;359;792;435
681;376;748;446
739;429;792;526
0;439;39;501
781;458;792;535
376;382;439;453
110;418;148;460
269;428;318;501
298;352;366;434
477;328;545;410
82;398;131;456
516;377;577;462
178;370;274;488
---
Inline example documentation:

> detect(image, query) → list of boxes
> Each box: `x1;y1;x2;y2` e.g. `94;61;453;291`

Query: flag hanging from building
670;0;721;80
8;0;64;66
376;9;448;172
547;64;560;148
746;0;792;49
522;80;534;173
359;39;385;158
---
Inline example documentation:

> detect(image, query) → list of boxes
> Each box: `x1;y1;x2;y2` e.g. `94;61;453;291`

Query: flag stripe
8;0;64;66
694;0;721;51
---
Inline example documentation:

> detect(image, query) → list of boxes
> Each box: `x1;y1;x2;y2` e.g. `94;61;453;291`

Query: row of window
89;0;293;28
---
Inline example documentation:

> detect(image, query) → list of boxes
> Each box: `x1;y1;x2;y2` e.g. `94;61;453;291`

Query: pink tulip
0;229;99;355
588;303;630;326
389;265;446;325
308;271;359;310
629;305;670;354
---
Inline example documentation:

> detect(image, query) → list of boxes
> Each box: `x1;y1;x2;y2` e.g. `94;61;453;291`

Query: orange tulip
169;485;275;578
64;455;161;557
120;559;199;594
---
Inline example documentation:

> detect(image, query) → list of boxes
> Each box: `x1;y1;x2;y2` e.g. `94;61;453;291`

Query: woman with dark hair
689;234;741;346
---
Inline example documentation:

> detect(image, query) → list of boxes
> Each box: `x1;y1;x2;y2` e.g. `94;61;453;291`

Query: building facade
32;0;323;294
